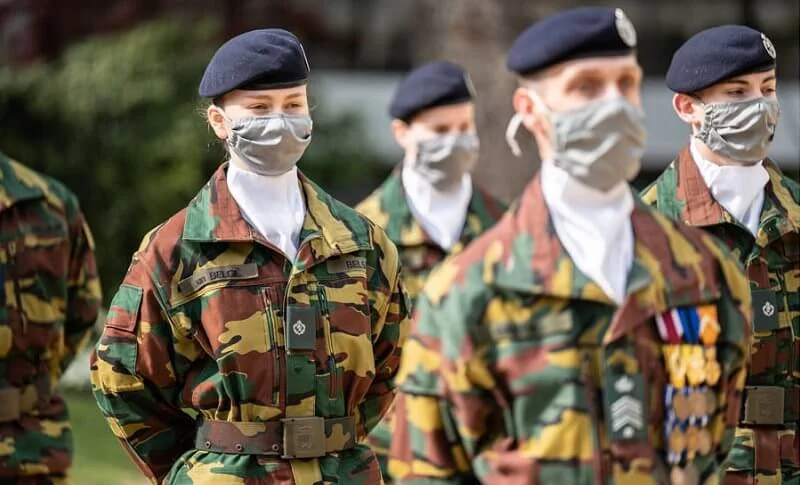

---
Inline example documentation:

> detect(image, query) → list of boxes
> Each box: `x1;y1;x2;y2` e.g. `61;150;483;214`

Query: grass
64;389;148;485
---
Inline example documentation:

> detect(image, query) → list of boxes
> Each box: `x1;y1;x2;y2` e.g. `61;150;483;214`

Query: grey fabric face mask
225;113;313;176
413;133;480;191
694;97;780;163
547;96;647;192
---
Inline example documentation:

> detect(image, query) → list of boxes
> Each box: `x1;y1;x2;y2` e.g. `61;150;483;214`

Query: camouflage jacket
390;176;752;485
641;146;800;483
356;170;505;482
90;163;411;485
0;153;101;477
356;170;506;301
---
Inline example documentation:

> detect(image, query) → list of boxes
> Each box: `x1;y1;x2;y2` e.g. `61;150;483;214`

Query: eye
287;102;304;109
573;79;600;97
763;87;777;95
433;125;449;135
726;90;745;97
249;104;271;111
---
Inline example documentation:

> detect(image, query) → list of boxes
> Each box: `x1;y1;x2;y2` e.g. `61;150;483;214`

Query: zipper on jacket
316;286;338;399
262;287;281;405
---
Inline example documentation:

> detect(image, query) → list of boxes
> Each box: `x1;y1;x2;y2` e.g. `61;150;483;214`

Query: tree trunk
409;0;537;203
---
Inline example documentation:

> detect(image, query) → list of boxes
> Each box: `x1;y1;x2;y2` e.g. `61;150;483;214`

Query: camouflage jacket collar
376;168;499;247
183;163;372;260
489;175;721;341
0;154;46;211
652;145;800;246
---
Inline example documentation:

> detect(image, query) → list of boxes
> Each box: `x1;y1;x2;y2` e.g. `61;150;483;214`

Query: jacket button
204;441;211;448
235;443;244;451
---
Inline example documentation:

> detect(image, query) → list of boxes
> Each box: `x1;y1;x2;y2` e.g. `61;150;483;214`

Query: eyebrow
567;68;605;78
240;92;305;101
721;79;751;87
567;66;640;79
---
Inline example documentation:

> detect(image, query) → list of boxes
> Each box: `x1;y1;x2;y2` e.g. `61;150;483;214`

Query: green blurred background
0;19;392;302
1;19;392;484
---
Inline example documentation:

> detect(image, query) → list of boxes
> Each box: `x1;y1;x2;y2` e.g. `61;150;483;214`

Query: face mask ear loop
505;113;524;157
213;105;236;138
506;87;552;158
688;94;710;140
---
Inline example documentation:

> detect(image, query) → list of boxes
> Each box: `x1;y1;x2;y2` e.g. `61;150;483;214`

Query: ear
207;104;229;140
512;87;545;134
672;93;702;128
391;119;411;149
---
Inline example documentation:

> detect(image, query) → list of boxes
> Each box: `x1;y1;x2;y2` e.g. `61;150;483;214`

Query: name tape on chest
488;311;573;340
326;255;367;275
177;263;259;294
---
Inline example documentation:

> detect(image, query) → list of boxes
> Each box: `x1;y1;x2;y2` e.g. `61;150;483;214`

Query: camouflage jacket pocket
1;230;69;353
486;297;585;398
176;283;282;409
98;284;143;373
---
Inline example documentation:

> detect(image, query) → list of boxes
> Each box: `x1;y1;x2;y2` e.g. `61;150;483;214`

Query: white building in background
312;71;800;170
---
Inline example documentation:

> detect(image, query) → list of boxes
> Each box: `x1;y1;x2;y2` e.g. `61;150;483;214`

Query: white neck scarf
226;161;306;261
402;163;472;250
541;161;635;304
690;139;768;236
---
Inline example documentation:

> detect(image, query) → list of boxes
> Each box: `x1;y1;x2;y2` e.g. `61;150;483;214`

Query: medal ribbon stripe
660;304;721;470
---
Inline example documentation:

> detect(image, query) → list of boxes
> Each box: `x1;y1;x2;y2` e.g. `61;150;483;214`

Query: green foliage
0;19;391;299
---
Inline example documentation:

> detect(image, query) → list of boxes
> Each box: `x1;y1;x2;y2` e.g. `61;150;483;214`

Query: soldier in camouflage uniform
90;29;411;485
642;25;799;484
0;152;101;484
356;61;505;482
357;61;506;299
390;8;753;484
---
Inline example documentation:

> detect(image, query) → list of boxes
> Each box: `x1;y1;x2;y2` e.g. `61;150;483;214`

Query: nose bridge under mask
544;96;647;192
413;132;479;191
224;112;314;176
694;96;780;163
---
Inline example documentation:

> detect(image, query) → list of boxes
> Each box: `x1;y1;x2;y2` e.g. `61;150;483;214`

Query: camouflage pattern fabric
90;163;411;485
642;146;800;484
356;169;506;301
0;153;101;482
390;175;752;484
356;169;505;481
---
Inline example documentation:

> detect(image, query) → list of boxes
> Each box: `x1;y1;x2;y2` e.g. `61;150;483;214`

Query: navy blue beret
507;7;637;76
199;28;310;98
389;61;475;122
666;25;776;93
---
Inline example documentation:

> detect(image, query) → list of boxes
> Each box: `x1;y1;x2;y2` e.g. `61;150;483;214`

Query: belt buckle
743;386;785;425
282;417;326;459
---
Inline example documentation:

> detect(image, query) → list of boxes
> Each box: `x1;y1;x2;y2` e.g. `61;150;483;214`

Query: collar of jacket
482;174;726;344
651;145;800;247
182;162;373;262
0;154;54;213
365;166;502;248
